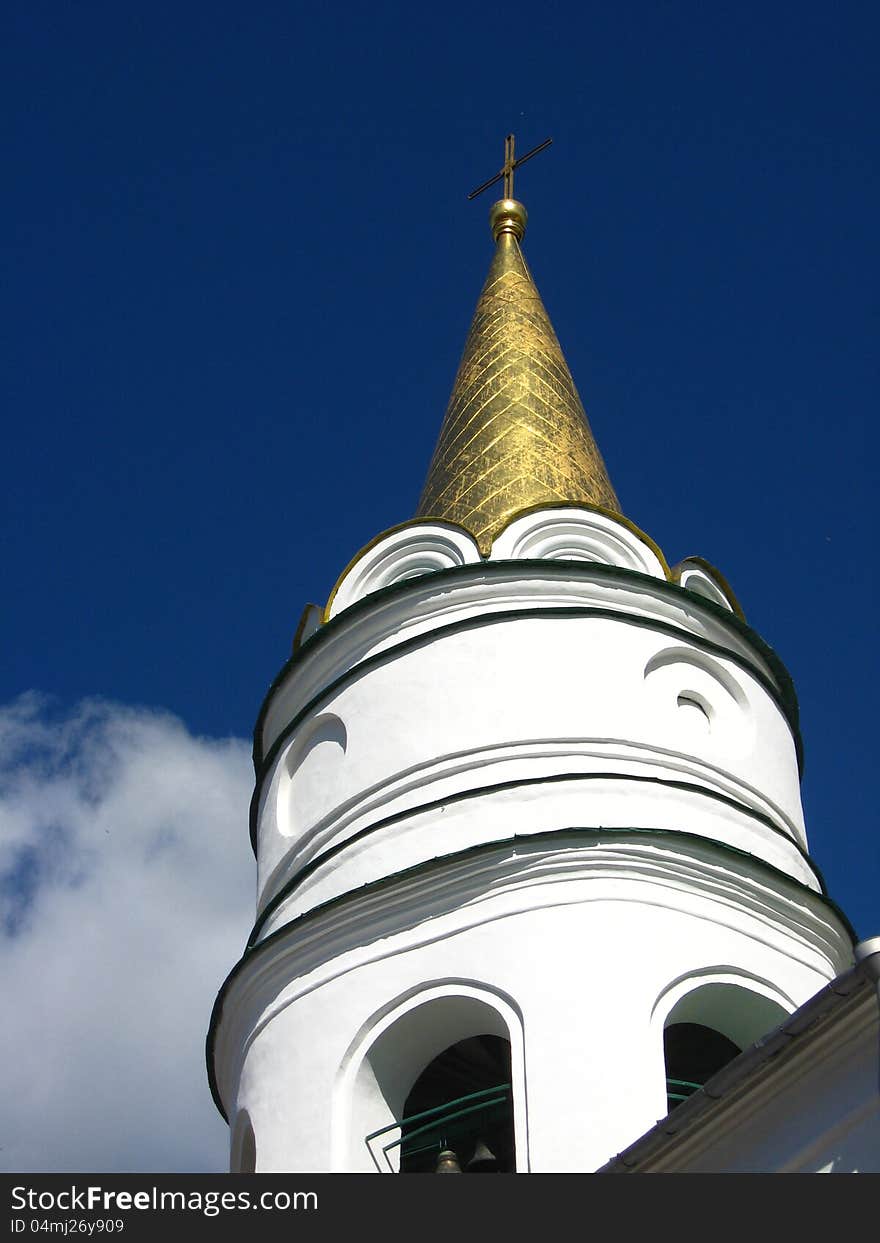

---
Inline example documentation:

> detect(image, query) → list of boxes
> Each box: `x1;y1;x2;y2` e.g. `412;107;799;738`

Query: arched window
337;985;527;1172
662;981;789;1112
399;1035;513;1173
664;1023;741;1109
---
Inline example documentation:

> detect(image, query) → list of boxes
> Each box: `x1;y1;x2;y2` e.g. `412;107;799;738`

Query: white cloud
0;694;255;1172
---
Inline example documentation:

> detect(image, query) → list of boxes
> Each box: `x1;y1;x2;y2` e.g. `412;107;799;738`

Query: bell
466;1138;499;1172
434;1148;462;1173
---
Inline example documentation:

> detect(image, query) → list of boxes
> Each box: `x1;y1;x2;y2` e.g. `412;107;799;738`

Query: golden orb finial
489;198;527;242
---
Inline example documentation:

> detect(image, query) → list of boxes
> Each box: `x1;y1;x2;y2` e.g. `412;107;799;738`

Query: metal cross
467;133;553;202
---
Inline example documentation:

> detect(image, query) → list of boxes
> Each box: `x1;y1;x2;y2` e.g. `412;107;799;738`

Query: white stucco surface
212;507;853;1173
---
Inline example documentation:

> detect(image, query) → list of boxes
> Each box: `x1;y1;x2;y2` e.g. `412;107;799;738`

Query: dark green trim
249;594;803;855
206;824;857;1122
252;561;802;778
251;770;823;943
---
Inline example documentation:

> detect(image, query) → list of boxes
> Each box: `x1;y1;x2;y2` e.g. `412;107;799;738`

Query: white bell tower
208;187;854;1174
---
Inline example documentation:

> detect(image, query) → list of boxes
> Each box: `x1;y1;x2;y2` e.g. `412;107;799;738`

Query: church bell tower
208;140;854;1173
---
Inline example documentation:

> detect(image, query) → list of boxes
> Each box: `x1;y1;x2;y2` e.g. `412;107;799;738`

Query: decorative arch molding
331;980;529;1173
275;712;347;841
644;647;747;707
490;505;667;579
326;523;482;619
651;968;795;1050
649;969;796;1116
672;557;743;618
644;645;754;761
254;561;802;784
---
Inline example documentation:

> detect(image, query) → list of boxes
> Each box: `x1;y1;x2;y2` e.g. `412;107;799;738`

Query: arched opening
662;981;789;1113
339;986;527;1173
399;1035;513;1173
664;1023;741;1109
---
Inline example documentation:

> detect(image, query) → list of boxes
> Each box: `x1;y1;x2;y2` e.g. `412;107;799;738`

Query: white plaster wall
258;781;817;938
255;599;807;912
216;520;836;1176
259;566;777;766
216;845;851;1173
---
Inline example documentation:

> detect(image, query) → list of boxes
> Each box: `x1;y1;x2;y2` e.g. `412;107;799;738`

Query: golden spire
416;137;620;554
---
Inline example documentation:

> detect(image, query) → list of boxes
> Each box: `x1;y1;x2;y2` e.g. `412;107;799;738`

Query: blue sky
2;2;877;1171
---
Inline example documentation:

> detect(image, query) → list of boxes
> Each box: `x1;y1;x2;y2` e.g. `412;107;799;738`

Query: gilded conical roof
416;200;620;554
